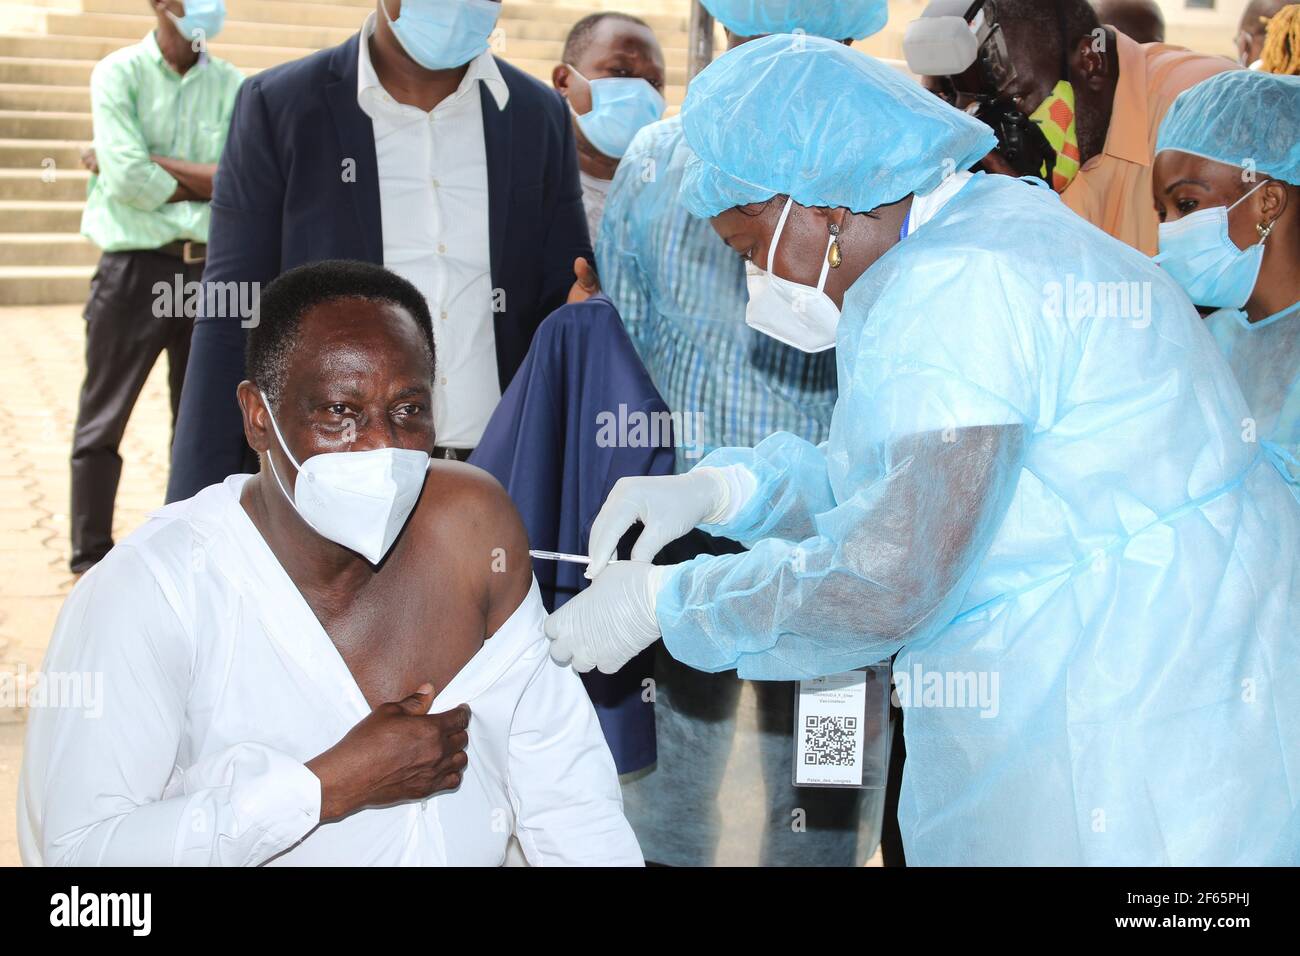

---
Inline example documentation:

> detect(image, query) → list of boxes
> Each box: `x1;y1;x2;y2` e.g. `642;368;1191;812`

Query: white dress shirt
18;475;643;866
357;13;503;448
579;170;612;244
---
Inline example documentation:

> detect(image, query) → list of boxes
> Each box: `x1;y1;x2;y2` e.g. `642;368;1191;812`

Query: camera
903;0;1057;183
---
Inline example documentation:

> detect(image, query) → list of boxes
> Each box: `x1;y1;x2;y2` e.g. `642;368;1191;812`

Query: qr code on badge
803;715;857;766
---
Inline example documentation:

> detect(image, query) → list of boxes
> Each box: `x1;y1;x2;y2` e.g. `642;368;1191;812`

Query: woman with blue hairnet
596;0;892;869
1153;70;1300;495
546;35;1300;865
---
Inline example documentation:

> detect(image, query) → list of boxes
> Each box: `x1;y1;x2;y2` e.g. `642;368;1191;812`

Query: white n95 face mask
744;196;841;353
260;392;431;565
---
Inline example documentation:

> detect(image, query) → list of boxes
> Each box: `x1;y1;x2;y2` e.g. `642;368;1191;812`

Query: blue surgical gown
1205;301;1300;495
655;173;1300;865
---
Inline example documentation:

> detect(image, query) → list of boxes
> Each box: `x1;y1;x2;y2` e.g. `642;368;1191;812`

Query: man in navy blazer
166;1;591;501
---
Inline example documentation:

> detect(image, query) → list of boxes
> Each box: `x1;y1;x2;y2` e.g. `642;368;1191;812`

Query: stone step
0;81;89;112
0;231;96;266
84;0;383;30
0;166;88;200
5;0;81;8
0;108;90;139
39;10;357;49
0;54;96;85
0;136;85;168
0;264;91;305
0;31;310;68
0;199;84;232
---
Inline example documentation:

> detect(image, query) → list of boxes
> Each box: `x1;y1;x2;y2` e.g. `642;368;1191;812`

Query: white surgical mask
261;392;431;565
744;196;841;353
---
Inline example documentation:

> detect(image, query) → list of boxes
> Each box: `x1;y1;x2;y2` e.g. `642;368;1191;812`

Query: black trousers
70;249;200;572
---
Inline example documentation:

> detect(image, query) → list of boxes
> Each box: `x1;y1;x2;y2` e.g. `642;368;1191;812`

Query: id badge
792;664;889;789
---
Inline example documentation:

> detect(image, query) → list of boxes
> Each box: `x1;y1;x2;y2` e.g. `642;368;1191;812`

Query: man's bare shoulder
411;461;533;625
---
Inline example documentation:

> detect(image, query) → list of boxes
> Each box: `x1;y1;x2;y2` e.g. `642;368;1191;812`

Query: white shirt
18;476;643;866
907;170;973;234
357;13;503;448
579;170;612;243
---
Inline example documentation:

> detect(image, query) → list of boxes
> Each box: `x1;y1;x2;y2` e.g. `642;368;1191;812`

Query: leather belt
157;240;207;263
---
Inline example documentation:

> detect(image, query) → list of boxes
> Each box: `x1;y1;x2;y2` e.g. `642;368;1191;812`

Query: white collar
356;11;509;113
907;170;974;236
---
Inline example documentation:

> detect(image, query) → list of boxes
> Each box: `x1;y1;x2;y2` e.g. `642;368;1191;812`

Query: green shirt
81;31;244;252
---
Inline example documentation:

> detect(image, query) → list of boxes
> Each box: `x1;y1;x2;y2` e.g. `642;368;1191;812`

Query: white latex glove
586;469;733;578
545;562;669;674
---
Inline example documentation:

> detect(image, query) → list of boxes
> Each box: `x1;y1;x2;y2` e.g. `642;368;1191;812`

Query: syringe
528;549;593;566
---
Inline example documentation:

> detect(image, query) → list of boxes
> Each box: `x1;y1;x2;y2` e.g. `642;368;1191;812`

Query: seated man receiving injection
19;260;642;866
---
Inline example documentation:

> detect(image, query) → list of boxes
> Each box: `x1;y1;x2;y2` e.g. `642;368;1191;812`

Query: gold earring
827;223;842;268
1257;219;1275;241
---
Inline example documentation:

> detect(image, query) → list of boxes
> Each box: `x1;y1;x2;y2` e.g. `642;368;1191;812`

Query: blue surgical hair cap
1156;70;1300;186
700;0;889;41
679;34;998;218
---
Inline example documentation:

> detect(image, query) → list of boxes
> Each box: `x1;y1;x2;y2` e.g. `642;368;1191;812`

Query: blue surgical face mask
1155;180;1271;310
568;67;665;160
381;0;502;71
168;0;226;43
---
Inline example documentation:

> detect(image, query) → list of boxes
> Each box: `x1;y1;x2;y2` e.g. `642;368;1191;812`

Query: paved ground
0;304;174;867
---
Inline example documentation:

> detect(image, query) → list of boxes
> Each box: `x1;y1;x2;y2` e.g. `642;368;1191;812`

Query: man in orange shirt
929;0;1233;254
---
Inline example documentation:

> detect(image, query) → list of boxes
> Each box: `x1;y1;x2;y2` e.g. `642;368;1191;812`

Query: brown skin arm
475;468;534;635
151;154;218;201
83;147;212;201
410;458;534;636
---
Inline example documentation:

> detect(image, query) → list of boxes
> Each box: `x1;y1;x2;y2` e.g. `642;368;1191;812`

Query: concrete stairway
0;0;697;305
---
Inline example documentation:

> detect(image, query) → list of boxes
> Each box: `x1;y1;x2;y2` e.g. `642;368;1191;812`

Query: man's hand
306;684;470;823
545;561;668;673
80;146;99;175
567;256;601;303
